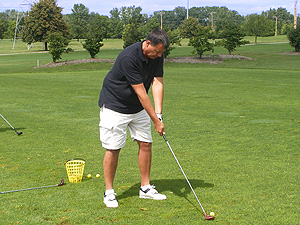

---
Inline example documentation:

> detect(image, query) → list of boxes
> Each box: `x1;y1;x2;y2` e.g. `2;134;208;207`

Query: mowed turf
0;39;300;224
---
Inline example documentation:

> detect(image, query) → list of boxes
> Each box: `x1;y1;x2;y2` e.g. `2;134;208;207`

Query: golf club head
205;215;214;220
58;179;64;186
17;132;23;135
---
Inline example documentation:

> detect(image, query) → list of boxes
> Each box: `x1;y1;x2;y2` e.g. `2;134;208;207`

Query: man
98;28;170;208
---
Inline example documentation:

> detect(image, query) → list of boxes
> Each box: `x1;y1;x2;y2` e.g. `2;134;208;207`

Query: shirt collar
139;41;148;63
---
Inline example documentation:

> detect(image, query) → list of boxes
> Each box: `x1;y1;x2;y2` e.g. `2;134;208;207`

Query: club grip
162;134;167;142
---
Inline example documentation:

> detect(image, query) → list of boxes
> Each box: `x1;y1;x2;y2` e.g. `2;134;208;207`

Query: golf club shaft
0;113;21;134
0;179;64;194
163;134;207;215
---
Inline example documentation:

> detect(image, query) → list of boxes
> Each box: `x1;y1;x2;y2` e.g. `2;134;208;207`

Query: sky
0;0;297;17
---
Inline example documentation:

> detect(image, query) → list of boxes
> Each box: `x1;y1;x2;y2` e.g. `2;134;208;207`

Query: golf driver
0;113;23;135
0;179;64;194
162;134;214;220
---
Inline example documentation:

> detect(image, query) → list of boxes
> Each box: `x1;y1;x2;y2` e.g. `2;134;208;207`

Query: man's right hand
154;119;164;136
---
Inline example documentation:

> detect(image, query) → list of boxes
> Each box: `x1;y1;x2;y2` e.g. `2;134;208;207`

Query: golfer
98;28;170;208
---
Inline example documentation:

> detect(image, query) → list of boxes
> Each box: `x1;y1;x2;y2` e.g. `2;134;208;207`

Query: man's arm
152;77;164;115
131;83;164;135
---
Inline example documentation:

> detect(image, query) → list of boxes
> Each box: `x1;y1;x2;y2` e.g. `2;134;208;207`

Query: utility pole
187;0;189;19
210;12;216;44
274;16;278;36
295;0;298;29
210;12;216;32
160;11;163;29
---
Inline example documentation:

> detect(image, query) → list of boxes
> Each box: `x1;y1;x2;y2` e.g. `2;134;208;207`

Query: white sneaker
103;190;119;208
139;185;167;200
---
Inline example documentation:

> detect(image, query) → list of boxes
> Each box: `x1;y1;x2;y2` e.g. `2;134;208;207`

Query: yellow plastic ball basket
65;158;86;183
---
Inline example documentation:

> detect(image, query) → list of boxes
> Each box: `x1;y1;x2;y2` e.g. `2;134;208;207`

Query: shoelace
105;193;117;201
148;185;158;194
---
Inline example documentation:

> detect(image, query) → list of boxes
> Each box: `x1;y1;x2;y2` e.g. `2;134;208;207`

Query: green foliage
3;20;16;40
80;12;106;58
179;17;201;38
90;14;111;39
120;6;144;48
179;18;214;58
122;22;143;48
69;4;89;40
22;0;70;51
82;38;104;58
218;21;249;54
164;28;181;58
244;14;273;44
287;25;300;52
109;8;124;38
139;17;160;38
0;18;9;39
48;32;72;62
263;7;294;35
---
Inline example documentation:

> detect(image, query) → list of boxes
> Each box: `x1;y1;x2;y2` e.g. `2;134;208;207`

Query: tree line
1;0;300;61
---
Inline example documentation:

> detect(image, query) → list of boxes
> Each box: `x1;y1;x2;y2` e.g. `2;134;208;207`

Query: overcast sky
0;0;297;16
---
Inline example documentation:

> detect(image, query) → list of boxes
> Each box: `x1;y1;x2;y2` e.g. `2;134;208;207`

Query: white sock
105;189;115;195
141;184;151;191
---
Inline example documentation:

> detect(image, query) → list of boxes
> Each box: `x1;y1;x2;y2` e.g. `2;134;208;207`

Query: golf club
0;179;64;194
0;113;23;135
162;134;214;220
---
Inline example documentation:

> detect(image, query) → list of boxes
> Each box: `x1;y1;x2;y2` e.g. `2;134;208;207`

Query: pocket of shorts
99;120;114;130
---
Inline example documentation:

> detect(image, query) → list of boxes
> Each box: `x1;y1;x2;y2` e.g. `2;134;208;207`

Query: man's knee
138;141;152;150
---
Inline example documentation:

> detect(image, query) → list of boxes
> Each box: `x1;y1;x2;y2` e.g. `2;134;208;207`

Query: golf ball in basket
87;174;92;178
210;212;215;217
96;174;100;178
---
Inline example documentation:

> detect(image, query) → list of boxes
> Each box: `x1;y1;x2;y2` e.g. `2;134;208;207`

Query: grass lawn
0;36;300;224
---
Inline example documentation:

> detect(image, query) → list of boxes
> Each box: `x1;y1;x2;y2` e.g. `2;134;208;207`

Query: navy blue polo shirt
98;41;164;114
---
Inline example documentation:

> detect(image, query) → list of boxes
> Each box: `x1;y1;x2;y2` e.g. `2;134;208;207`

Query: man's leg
103;149;120;208
138;140;167;200
137;141;152;186
103;149;120;190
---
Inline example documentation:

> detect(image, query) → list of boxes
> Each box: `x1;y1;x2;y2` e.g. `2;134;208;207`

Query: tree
69;4;89;41
22;0;70;51
189;26;214;58
122;22;143;48
120;6;144;48
139;16;160;38
244;14;273;45
0;19;9;39
218;21;249;54
82;38;103;58
48;32;72;62
90;14;111;39
120;6;143;26
264;7;294;35
287;25;300;52
109;8;123;38
82;13;104;58
179;17;202;38
164;27;181;58
4;21;16;40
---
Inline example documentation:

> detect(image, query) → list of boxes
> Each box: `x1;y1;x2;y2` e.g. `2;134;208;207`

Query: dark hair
146;28;170;49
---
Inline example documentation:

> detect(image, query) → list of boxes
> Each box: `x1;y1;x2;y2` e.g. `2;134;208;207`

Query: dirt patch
36;58;115;68
166;55;254;64
35;55;254;68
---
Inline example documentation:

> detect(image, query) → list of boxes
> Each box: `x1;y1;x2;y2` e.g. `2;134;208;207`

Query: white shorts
99;106;152;150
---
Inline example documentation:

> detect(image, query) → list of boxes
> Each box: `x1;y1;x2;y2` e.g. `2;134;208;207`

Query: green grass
0;36;300;224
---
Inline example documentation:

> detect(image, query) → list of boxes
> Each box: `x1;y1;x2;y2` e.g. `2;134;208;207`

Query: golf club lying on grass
0;179;64;194
162;134;214;220
0;113;23;135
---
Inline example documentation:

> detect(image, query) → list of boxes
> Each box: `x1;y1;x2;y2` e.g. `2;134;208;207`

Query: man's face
144;40;166;59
